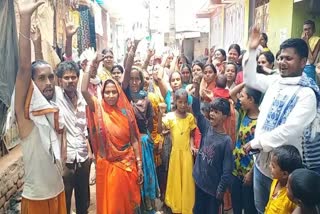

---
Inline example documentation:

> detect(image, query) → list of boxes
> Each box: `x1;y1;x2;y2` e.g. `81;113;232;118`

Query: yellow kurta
265;179;297;214
163;112;197;214
97;66;112;82
309;35;320;52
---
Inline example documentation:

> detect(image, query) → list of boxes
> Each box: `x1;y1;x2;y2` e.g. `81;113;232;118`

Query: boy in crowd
192;74;233;214
265;145;303;214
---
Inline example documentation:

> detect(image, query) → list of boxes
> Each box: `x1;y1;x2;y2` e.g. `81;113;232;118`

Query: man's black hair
56;61;80;78
31;60;51;80
304;20;316;31
272;145;303;174
280;38;309;59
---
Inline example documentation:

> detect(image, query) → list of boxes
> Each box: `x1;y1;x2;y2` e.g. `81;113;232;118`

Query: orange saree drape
89;79;141;214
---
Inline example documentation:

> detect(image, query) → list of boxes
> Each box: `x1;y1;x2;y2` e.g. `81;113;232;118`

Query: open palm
249;26;261;49
30;24;41;41
19;0;45;16
64;14;79;37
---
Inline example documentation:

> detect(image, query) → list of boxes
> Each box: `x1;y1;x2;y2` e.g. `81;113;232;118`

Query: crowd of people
12;0;320;214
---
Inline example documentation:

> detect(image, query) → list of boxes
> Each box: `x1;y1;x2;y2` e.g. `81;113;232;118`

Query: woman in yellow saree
82;57;143;214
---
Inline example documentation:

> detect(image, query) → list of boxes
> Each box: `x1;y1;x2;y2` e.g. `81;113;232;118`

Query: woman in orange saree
82;58;143;214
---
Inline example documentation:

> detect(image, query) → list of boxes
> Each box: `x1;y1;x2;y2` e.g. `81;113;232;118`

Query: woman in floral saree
82;57;143;214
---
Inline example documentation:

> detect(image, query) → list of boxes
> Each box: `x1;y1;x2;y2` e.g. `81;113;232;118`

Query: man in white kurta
243;28;317;214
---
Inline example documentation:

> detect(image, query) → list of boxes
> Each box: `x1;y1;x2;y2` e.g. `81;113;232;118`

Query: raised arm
179;37;186;64
64;14;79;60
81;51;102;112
170;48;179;73
244;26;276;93
15;0;45;135
206;46;215;65
81;67;95;112
155;66;169;98
30;24;43;60
122;40;139;90
229;82;245;103
123;39;132;68
191;74;209;134
142;49;154;70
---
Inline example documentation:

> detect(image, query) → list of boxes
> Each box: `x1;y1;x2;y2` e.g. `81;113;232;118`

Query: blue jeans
253;164;272;214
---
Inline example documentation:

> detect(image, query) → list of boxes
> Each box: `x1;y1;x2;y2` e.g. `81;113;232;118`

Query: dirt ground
71;164;234;214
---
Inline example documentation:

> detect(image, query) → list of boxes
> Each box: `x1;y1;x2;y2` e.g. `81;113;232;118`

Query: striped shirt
55;87;88;163
302;113;320;173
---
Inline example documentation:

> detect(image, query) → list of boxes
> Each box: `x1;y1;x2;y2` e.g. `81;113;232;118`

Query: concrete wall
243;0;250;48
184;39;195;63
194;33;209;61
267;0;294;54
0;146;24;213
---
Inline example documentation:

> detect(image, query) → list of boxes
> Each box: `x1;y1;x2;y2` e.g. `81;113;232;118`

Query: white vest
21;126;64;200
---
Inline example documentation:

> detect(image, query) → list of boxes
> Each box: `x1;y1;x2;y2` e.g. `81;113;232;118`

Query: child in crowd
225;62;238;89
231;86;261;214
287;168;320;214
202;74;230;100
202;74;237;145
158;88;197;214
265;145;303;214
202;74;235;211
192;74;233;214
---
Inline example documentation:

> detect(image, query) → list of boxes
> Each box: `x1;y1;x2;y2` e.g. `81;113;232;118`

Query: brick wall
0;146;24;213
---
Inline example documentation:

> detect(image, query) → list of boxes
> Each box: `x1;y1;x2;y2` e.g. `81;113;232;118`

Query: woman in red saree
82;57;143;214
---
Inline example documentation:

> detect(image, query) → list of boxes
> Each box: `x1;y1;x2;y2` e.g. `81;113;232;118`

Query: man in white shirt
56;61;93;214
243;27;318;214
14;1;67;213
